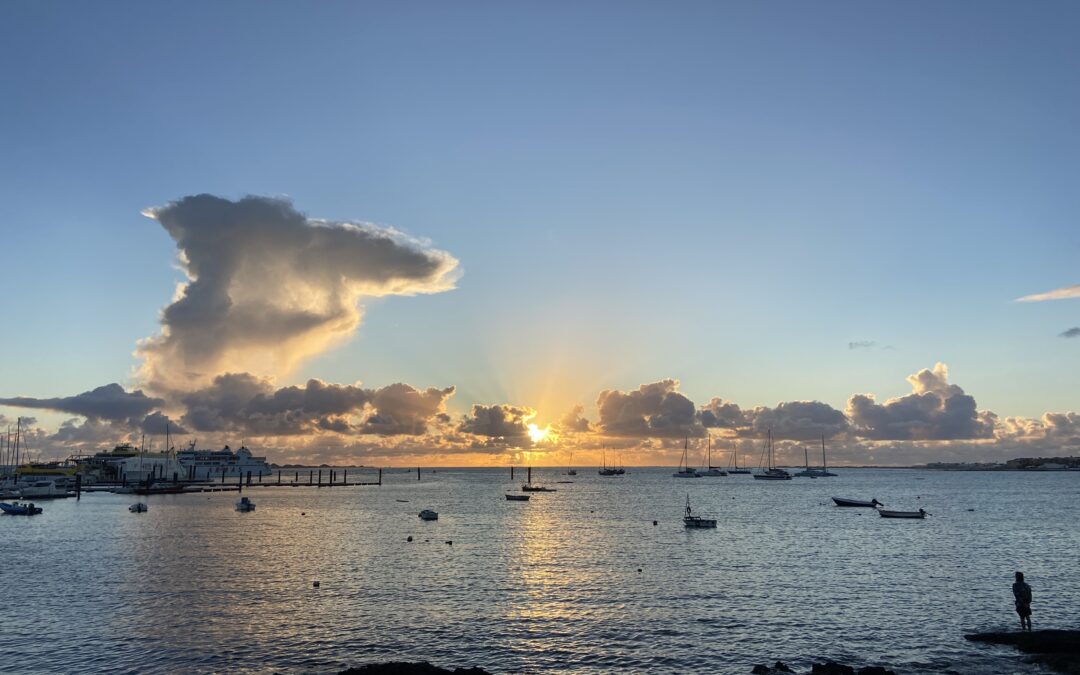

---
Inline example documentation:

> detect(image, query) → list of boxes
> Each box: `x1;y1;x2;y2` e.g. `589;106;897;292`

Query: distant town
924;456;1080;471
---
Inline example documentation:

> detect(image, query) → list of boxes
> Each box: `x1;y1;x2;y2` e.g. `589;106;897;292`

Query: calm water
2;468;1078;674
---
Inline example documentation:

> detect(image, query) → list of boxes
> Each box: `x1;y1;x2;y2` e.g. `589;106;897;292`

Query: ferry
176;445;273;481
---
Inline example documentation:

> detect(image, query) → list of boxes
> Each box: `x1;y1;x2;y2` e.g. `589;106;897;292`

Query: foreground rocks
750;661;894;675
965;630;1080;674
338;662;491;675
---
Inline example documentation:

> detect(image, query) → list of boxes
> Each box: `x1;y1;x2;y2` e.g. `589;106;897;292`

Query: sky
1;1;1078;466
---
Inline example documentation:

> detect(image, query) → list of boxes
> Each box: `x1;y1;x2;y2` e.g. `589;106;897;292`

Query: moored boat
697;436;728;476
419;509;438;520
682;495;717;528
129;502;149;513
0;501;42;516
235;497;256;512
674;438;700;478
832;497;882;508
505;494;530;501
878;508;928;519
753;430;791;481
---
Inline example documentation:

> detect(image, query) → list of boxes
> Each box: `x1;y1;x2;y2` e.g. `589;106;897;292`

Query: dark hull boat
832;497;882;508
505;494;530;501
0;502;42;516
878;508;928;519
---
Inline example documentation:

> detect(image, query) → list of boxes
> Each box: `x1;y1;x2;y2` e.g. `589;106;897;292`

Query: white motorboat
419;509;438;521
235;497;256;512
15;480;73;498
683;495;717;528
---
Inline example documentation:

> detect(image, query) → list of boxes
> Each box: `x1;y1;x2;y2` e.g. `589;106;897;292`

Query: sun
527;423;550;444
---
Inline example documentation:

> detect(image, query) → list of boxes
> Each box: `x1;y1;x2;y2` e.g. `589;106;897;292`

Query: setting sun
527;423;550;444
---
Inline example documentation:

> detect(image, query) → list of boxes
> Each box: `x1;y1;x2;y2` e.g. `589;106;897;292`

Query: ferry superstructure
175;445;273;481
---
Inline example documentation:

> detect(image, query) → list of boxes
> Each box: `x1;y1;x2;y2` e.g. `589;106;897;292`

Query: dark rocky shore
965;629;1080;674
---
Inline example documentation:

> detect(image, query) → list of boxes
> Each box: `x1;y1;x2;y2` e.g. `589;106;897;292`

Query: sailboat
521;466;557;492
752;430;791;480
673;438;699;478
794;436;838;477
727;444;751;474
598;448;619;476
698;435;728;476
565;451;577;476
682;494;717;528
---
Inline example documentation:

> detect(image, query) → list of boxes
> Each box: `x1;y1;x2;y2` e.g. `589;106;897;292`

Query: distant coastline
923;456;1080;471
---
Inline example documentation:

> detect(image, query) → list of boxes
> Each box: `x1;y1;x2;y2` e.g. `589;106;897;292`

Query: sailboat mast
822;435;827;471
804;446;809;470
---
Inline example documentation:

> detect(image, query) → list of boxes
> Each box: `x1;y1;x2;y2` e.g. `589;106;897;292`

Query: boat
682;495;717;528
176;443;273;481
598;449;619;476
0;502;42;516
697;436;728;476
14;480;74;498
521;466;557;492
505;494;530;501
752;430;791;480
673;438;700;478
878;508;928;519
419;509;438;520
832;497;882;508
235;497;256;512
727;445;751;474
566;451;577;476
794;436;838;477
128;502;149;513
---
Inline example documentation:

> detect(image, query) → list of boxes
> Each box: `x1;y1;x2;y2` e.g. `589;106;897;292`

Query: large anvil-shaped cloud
139;195;459;391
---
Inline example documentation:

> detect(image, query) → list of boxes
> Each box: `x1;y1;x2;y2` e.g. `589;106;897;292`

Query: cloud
698;397;747;429
848;341;876;350
180;373;454;437
458;404;535;440
558;404;592;433
138;194;459;391
746;400;849;441
846;363;995;440
0;383;163;425
596;379;702;438
1060;327;1080;339
1016;284;1080;302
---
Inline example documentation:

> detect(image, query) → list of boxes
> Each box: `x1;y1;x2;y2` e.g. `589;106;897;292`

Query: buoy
407;536;413;542
445;540;453;546
652;520;658;526
301;512;306;516
313;581;320;588
637;568;642;573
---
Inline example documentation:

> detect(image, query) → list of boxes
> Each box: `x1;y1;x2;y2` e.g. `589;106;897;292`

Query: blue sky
1;1;1078;446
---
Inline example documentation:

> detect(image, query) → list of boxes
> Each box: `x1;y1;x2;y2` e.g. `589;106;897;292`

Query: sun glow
527;423;550;444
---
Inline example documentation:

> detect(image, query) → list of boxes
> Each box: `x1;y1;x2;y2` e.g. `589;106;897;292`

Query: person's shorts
1016;602;1031;617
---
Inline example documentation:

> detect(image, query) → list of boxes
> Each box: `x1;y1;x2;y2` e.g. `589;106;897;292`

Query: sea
1;468;1077;674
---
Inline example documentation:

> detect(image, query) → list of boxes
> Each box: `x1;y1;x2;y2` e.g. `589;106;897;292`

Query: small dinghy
128;503;148;513
682;495;717;529
832;497;882;508
419;509;438;520
521;484;557;492
235;497;256;512
879;508;928;519
506;494;530;501
0;502;42;516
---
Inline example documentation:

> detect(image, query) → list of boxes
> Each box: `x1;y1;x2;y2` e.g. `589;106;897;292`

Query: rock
751;666;771;674
856;667;896;675
965;630;1080;674
338;662;491;675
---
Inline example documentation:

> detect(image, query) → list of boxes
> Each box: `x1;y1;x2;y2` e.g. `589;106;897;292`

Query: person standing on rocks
1012;571;1033;631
